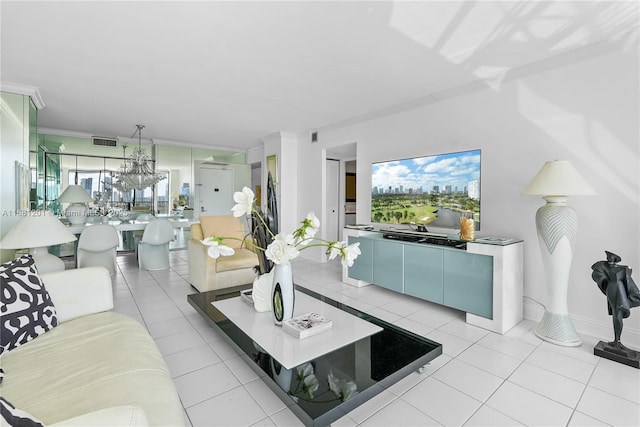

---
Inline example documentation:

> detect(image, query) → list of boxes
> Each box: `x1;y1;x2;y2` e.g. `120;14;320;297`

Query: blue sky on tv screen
372;149;480;194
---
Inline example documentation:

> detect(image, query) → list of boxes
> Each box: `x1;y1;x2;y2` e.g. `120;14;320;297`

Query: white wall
294;47;639;346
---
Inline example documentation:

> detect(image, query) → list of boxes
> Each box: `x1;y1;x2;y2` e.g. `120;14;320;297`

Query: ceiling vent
202;161;229;166
92;136;118;148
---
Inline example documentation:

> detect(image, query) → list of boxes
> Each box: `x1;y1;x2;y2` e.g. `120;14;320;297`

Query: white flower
327;370;359;402
294;212;320;246
265;233;300;265
302;374;319;399
327;370;340;396
296;363;319;399
297;362;314;378
342;242;361;268
206;186;361;269
327;241;360;267
327;241;344;261
341;380;358;401
201;237;235;259
231;187;255;217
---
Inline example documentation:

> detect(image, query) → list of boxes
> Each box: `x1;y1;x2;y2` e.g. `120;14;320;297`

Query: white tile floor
112;250;640;427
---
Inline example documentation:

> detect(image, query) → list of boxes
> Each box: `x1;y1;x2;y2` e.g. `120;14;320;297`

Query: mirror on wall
32;133;248;254
34;133;248;218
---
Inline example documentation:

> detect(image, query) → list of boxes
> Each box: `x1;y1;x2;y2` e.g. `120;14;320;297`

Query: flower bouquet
202;186;361;323
290;362;358;403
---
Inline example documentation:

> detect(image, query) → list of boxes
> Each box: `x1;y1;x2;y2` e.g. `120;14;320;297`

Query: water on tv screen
371;149;481;230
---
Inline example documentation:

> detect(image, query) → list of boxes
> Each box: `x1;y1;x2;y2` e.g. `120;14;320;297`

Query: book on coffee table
475;236;516;244
283;312;332;339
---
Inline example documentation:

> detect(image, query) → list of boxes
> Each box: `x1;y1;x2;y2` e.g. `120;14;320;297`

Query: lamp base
66;203;87;225
535;311;582;346
31;246;65;274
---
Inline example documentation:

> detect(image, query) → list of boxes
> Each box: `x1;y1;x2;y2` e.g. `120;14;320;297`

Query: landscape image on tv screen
371;149;481;230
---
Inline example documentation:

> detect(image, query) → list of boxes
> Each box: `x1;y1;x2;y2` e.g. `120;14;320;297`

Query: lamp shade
57;185;93;203
0;210;76;249
522;160;596;196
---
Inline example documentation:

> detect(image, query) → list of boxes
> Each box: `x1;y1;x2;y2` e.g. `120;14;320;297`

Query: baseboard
523;301;640;351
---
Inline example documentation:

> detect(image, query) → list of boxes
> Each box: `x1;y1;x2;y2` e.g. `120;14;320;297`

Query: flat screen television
371;149;481;231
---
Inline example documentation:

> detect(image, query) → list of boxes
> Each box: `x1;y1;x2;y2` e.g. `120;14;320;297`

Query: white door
325;159;340;243
197;167;234;217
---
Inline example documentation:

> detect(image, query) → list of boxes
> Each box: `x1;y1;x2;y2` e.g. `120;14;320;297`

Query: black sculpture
591;251;640;368
251;171;278;275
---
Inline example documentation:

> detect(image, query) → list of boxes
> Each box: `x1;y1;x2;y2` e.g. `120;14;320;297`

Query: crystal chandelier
112;144;133;193
114;125;165;191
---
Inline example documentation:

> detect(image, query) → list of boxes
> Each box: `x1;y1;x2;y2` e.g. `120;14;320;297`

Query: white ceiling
2;1;637;151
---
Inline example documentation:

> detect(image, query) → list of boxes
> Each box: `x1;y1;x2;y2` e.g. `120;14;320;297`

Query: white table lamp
523;160;596;346
57;185;93;225
0;210;77;273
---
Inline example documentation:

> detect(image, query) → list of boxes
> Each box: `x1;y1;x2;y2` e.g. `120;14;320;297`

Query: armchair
188;215;259;292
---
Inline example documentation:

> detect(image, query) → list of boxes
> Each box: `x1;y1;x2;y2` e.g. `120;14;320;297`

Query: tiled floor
112;250;640;426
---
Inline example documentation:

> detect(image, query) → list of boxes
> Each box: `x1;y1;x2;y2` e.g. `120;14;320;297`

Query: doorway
345;160;357;226
323;143;357;242
196;167;233;218
325;159;340;243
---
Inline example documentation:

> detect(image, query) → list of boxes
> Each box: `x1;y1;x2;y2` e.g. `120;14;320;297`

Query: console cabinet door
373;240;403;293
404;245;444;304
443;251;493;318
347;236;373;282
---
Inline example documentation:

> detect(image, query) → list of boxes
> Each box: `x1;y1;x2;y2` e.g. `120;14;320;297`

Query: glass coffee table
188;284;442;427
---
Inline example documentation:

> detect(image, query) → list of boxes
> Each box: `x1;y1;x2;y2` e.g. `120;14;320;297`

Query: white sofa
0;266;184;426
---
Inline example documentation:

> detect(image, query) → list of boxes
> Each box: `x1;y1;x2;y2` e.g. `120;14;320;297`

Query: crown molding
38;127;93;139
152;138;247;153
0;82;45;109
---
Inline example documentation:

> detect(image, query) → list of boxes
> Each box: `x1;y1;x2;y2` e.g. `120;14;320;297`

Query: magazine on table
475;236;516;245
283;312;332;339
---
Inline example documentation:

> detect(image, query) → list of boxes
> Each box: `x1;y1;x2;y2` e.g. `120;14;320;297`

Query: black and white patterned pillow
0;254;58;355
0;396;44;427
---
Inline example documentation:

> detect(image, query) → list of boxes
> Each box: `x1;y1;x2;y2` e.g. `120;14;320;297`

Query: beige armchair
188;215;259;292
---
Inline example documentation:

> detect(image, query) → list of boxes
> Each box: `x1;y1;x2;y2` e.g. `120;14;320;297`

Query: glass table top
188;284;442;427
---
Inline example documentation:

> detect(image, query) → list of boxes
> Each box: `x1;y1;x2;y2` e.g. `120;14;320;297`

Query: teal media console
342;228;524;334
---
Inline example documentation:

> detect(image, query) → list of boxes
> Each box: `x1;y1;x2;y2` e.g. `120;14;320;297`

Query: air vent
311;131;318;143
202;161;229;166
92;136;118;147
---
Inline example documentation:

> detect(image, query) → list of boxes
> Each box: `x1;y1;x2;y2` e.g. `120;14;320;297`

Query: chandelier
113;124;165;191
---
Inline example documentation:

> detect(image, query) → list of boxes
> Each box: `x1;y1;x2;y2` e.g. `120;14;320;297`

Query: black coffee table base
188;285;442;427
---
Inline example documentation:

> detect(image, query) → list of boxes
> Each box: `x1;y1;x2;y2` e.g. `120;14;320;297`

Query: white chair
138;219;175;270
77;224;120;276
132;213;155;251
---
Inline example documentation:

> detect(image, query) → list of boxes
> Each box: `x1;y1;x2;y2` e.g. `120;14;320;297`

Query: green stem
242;235;266;252
253;207;276;239
297;241;341;255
